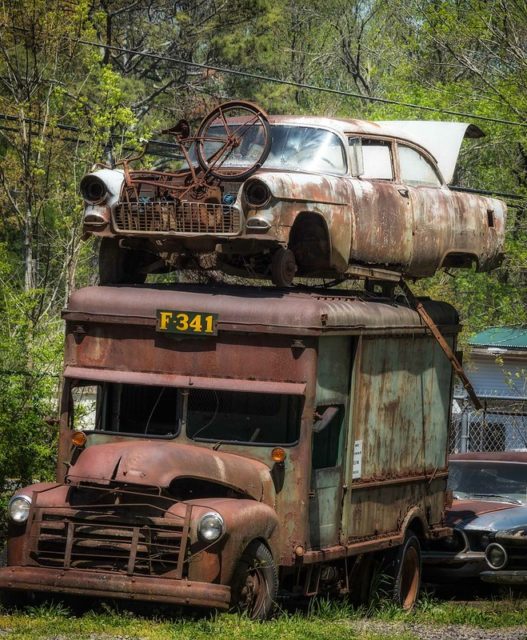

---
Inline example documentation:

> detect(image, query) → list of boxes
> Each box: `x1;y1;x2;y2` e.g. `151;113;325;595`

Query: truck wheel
99;238;147;285
390;533;421;610
271;248;297;287
230;541;278;620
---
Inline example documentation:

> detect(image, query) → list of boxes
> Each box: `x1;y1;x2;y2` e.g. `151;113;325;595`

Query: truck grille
27;485;192;579
113;201;241;236
31;511;188;577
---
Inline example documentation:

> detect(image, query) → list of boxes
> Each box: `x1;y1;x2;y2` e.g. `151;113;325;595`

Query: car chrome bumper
0;566;231;609
480;570;527;585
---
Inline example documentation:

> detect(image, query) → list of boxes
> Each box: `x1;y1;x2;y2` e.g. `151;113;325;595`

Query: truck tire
389;532;421;610
99;238;147;285
230;540;278;620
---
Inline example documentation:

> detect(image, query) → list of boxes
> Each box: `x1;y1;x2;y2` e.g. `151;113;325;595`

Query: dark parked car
425;452;527;587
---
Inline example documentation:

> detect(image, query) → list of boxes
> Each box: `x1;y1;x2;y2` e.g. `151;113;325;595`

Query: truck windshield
71;382;180;438
186;388;302;445
70;383;302;444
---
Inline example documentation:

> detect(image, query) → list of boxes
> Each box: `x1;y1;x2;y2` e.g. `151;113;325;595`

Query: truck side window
312;404;344;469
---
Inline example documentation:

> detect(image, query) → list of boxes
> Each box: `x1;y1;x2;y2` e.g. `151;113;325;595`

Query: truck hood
67;440;275;504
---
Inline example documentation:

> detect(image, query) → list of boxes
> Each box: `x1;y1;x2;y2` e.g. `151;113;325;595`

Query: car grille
113;201;241;236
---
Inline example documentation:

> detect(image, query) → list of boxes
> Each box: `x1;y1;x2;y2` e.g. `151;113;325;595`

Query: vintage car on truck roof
80;102;506;287
0;282;459;616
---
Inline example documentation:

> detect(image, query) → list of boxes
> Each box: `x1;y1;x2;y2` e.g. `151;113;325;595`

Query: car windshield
70;382;302;445
201;124;347;175
448;460;527;504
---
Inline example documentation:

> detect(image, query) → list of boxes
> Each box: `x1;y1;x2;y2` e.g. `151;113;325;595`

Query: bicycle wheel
196;101;271;181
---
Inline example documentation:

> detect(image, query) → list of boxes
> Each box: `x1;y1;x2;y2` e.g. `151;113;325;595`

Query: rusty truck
0;282;458;616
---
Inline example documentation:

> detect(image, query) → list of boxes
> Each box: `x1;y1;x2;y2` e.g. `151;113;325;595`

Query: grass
0;594;526;640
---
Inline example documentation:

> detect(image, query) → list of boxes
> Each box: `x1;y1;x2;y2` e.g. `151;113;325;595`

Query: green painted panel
316;336;352;404
341;335;453;541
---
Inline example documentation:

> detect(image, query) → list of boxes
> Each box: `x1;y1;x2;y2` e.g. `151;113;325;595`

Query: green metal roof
469;327;527;350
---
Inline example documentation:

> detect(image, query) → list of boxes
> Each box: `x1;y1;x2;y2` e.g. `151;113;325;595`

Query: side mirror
348;137;364;177
313;406;339;434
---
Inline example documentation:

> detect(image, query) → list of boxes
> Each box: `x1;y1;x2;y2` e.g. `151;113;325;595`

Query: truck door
309;337;353;549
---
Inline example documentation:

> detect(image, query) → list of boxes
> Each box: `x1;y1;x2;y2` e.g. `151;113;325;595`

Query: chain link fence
450;397;527;453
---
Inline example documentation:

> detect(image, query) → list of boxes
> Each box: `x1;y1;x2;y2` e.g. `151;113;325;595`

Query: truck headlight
198;511;224;542
8;495;31;524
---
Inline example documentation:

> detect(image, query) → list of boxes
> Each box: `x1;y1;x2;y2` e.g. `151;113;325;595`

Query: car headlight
485;542;508;570
8;495;31;524
198;511;225;542
244;179;271;208
80;174;108;204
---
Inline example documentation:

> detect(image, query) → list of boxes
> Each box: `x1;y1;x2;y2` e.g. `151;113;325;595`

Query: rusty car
80;102;506;287
424;452;527;588
0;282;459;616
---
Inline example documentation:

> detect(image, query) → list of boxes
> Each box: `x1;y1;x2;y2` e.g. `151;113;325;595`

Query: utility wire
4;25;527;128
75;38;527;129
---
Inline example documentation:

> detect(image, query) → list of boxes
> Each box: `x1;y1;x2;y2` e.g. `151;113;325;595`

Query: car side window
360;139;394;180
399;145;442;187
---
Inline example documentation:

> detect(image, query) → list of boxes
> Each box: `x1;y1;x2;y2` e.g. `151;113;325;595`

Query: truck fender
183;498;279;584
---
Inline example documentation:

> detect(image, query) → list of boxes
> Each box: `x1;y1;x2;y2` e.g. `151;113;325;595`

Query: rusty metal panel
315;336;352;404
349;179;413;270
341;335;453;541
63;285;459;336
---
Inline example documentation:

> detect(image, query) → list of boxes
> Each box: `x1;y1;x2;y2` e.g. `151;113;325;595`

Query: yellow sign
156;310;218;336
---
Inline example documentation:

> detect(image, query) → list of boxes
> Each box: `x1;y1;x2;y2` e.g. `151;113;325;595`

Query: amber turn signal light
71;431;87;447
271;447;286;463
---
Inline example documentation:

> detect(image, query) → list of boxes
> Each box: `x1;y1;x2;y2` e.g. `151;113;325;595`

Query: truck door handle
398;187;409;198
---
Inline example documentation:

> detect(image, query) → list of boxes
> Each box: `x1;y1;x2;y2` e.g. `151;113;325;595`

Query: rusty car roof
64;284;459;336
267;115;480;183
268;114;425;144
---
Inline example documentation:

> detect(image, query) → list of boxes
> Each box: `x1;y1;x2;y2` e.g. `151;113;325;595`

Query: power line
5;24;526;128
75;38;527;130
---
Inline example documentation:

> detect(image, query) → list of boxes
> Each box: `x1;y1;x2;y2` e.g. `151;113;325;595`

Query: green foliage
0;0;525;506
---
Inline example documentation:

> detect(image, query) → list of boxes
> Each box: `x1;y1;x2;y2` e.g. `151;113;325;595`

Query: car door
396;143;456;277
348;137;413;272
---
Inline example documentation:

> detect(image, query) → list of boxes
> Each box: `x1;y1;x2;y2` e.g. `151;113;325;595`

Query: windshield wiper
469;493;522;505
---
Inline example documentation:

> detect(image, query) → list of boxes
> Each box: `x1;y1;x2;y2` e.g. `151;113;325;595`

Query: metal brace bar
176;506;192;580
64;521;74;569
127;527;140;576
399;279;482;410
